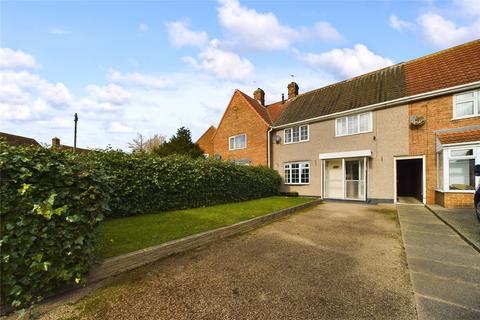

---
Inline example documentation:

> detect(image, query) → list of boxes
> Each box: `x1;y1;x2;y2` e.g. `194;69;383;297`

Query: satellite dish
410;115;426;127
274;135;282;144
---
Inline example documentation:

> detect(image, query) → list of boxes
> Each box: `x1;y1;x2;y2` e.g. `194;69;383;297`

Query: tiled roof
196;125;216;143
0;132;41;147
266;100;290;123
405;40;480;96
437;128;480;145
274;40;480;126
274;64;407;126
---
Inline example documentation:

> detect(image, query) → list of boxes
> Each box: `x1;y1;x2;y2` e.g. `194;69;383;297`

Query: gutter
272;80;480;130
267;127;273;168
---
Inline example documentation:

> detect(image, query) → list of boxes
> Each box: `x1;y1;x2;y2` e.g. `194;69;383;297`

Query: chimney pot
253;88;265;106
287;82;299;99
52;137;60;148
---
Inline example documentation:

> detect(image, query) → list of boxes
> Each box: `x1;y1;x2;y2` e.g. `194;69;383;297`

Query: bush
0;144;281;309
80;151;281;216
0;143;110;309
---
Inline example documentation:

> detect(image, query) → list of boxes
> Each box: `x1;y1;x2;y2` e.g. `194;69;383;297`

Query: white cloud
35;117;71;128
86;83;131;105
0;98;50;121
138;23;149;32
107;69;175;89
40;82;72;106
166;19;209;48
417;13;480;48
295;44;394;78
313;22;343;42
389;15;415;32
217;0;341;51
0;48;37;69
108;121;135;133
50;28;71;35
183;39;254;80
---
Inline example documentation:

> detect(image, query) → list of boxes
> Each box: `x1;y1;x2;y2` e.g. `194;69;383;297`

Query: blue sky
1;0;479;149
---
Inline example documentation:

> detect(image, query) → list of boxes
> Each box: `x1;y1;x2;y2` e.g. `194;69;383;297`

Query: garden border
88;198;322;283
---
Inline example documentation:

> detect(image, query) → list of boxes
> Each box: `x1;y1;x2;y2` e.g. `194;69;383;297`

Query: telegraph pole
74;113;78;152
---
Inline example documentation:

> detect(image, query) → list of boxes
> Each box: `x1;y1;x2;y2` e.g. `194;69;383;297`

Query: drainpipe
267;127;273;168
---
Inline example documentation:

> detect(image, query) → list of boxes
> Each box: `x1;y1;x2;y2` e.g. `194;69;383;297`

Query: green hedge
1;144;281;309
0;143;110;309
80;150;281;216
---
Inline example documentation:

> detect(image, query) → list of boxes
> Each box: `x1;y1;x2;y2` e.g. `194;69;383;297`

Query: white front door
325;159;343;198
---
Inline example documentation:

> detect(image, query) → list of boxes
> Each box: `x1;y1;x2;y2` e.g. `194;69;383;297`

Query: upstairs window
453;90;479;119
229;134;246;150
336;112;372;137
284;125;309;144
284;162;310;184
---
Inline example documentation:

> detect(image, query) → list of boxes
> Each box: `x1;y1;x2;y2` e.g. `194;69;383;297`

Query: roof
405;40;480;96
274;39;480;127
0;132;41;147
437;126;480;145
266;100;290;123
275;63;406;126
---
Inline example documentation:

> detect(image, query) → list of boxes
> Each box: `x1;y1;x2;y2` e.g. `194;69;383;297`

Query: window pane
455;92;474;102
300;126;308;141
292;127;299;142
301;164;309;183
449;159;475;190
451;149;474;157
336;118;346;136
347;115;358;134
359;113;370;132
284;167;290;183
455;101;474;117
236;135;246;149
285;129;292;143
229;137;234;149
437;152;443;189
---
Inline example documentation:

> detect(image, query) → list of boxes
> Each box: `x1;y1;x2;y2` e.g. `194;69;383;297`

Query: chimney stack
253;88;265;106
52;137;60;148
287;82;299;99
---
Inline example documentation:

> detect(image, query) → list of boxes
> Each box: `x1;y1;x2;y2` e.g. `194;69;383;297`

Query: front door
324;158;366;200
325;159;343;198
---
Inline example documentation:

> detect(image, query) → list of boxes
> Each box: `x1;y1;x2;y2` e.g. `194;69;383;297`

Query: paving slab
397;204;480;319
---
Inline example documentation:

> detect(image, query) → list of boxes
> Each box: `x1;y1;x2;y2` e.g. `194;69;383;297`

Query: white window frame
228;134;247;151
452;90;480;120
437;144;480;193
284;125;309;144
284;161;310;185
335;112;373;137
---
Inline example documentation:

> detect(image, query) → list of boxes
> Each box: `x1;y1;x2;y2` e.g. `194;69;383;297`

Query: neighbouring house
51;137;90;153
0;132;41;147
197;86;290;165
199;40;480;208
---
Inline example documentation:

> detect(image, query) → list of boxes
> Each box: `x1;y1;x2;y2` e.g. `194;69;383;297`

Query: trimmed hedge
0;143;110;309
80;150;281;216
1;144;281;309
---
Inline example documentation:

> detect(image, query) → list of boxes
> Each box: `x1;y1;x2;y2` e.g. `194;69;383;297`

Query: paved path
397;204;480;320
42;203;416;320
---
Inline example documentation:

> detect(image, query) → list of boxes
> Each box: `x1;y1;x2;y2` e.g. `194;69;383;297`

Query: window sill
451;114;480;121
335;130;373;138
284;183;310;186
436;189;475;194
284;139;309;145
228;148;247;151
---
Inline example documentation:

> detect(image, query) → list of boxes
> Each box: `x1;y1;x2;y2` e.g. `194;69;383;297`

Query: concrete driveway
44;202;416;320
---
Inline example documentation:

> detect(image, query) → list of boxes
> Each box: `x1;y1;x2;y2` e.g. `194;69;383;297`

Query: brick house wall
197;126;215;156
212;91;269;166
409;94;479;208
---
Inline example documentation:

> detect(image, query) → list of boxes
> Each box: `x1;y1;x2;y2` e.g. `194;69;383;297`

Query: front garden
0;142;312;311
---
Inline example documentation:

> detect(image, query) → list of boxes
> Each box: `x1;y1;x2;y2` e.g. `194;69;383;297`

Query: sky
1;0;479;150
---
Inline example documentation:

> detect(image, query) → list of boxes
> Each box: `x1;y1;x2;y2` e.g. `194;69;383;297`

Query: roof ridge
405;39;480;65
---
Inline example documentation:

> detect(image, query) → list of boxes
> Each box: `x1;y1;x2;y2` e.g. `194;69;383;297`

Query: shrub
0;143;110;309
80;151;281;216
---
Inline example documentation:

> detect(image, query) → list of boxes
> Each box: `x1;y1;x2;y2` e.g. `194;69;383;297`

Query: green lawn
97;196;315;259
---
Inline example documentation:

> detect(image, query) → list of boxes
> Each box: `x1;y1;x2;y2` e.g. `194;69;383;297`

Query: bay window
336;112;372;137
284;162;310;184
284;125;309;144
453;90;479;119
437;146;479;192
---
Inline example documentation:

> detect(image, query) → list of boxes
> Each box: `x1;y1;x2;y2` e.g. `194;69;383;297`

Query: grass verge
96;196;315;259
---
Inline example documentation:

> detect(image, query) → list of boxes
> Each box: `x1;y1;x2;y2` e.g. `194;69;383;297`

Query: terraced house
198;40;480;208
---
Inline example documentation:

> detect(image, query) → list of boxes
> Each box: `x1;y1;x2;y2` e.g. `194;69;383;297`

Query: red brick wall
409;94;478;207
213;92;269;165
197;126;215;156
436;191;474;208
